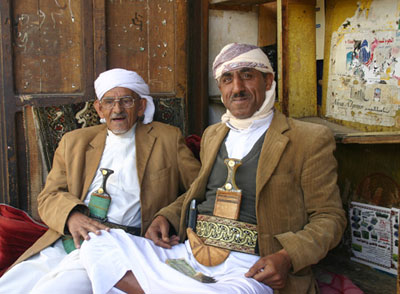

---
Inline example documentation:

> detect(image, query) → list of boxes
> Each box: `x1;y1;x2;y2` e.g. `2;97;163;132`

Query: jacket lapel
135;122;156;187
186;123;229;206
82;125;107;200
202;124;229;177
256;111;289;197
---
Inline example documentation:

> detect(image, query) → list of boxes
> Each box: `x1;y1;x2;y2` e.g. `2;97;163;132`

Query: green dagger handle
64;168;115;254
88;168;114;220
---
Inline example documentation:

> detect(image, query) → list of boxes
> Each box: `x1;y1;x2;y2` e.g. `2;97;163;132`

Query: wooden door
0;0;95;212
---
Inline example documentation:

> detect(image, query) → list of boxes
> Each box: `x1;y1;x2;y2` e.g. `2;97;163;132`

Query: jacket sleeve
275;127;347;273
156;126;212;233
157;129;200;232
175;128;201;193
37;134;87;235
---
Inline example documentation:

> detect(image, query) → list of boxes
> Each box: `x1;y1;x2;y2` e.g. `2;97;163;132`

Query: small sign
349;201;398;275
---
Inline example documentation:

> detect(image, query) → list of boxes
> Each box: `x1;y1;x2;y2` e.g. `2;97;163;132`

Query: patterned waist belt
195;214;258;255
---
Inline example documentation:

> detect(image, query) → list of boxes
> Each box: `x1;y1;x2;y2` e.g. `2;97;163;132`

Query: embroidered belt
195;214;258;255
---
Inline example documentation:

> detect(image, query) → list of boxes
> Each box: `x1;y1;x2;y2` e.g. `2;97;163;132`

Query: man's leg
0;240;66;293
30;249;92;294
115;271;144;294
80;229;193;293
80;230;273;294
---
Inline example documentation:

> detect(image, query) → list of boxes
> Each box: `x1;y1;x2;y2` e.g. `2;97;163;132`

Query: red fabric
317;271;364;294
0;204;48;277
185;134;201;161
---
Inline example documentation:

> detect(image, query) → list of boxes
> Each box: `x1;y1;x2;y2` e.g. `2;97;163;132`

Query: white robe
80;230;273;294
0;126;140;294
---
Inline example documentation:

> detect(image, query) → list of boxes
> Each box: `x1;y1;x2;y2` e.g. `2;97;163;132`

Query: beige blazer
12;121;200;266
158;111;347;294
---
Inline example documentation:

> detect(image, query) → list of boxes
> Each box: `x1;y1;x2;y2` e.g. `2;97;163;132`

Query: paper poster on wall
327;30;400;126
349;202;398;275
325;0;400;127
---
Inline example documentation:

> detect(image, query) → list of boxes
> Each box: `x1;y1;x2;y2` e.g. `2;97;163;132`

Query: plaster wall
208;9;259;125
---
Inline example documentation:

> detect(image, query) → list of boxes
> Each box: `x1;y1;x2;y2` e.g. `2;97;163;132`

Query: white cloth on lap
80;229;273;294
30;249;92;294
0;239;66;294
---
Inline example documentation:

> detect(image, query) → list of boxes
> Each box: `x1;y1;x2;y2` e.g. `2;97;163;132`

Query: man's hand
245;249;292;289
66;210;110;249
144;215;179;249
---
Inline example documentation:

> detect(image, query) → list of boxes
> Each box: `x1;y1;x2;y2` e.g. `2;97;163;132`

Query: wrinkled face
218;68;273;119
94;87;146;134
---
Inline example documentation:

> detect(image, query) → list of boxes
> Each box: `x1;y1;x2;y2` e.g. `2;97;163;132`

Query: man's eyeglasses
100;96;137;109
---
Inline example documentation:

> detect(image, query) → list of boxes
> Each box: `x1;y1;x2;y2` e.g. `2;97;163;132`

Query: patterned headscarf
213;43;274;81
212;43;276;130
94;68;154;124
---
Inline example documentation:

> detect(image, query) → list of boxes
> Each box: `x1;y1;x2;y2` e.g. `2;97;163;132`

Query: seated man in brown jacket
76;43;347;294
0;68;200;293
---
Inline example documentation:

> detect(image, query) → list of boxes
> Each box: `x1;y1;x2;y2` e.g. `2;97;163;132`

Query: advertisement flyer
391;208;399;273
349;202;398;275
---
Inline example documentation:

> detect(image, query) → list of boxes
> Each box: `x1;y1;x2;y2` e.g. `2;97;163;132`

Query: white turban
94;68;155;124
212;43;276;130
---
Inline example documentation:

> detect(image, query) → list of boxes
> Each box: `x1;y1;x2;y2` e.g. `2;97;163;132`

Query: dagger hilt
213;158;242;220
222;158;242;192
97;168;114;195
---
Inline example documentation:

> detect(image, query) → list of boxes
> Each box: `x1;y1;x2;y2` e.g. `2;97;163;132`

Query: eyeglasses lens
101;96;135;109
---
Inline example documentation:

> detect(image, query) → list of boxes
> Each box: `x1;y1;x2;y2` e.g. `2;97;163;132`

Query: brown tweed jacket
12;121;200;267
158;110;347;294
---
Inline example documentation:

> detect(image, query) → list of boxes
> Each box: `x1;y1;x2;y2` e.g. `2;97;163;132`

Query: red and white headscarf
213;43;274;81
94;68;155;124
212;43;276;130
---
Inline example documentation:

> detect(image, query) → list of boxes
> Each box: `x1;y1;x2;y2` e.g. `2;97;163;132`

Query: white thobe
85;125;141;227
77;115;275;294
0;125;141;294
81;230;273;294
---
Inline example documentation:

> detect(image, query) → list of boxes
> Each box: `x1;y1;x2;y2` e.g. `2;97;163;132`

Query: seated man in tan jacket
76;43;346;294
0;68;200;293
